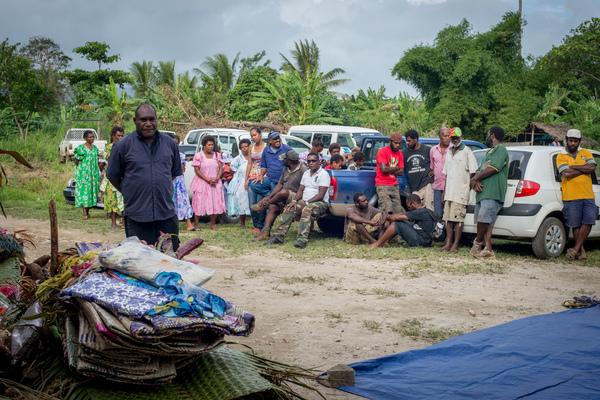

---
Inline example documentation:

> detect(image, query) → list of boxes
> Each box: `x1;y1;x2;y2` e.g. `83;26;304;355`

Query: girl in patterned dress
73;130;101;219
227;139;252;229
190;135;225;230
102;126;125;229
171;135;195;231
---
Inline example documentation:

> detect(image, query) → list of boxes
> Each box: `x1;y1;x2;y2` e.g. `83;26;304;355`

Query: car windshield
473;149;531;180
285;137;310;154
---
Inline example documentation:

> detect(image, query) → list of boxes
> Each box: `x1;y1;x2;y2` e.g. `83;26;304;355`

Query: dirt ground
3;215;599;399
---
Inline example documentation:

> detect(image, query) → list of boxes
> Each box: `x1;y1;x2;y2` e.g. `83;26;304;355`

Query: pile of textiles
59;237;255;384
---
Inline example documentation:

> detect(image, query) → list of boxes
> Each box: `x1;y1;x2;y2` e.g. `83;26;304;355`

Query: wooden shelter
506;122;598;147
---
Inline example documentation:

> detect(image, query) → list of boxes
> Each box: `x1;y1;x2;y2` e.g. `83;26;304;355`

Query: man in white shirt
439;128;478;253
265;152;330;249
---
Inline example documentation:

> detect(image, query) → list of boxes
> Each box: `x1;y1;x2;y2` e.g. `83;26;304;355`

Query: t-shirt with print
405;207;434;244
375;146;404;186
557;147;596;201
475;144;509;203
301;167;331;203
402;145;433;192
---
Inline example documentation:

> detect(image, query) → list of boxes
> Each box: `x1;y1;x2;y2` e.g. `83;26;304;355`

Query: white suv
462;146;600;259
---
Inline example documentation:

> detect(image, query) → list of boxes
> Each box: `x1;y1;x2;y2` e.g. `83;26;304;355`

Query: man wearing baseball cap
251;150;308;241
439;127;479;253
557;129;598;261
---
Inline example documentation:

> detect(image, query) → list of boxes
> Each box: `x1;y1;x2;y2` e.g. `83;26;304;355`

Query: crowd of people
73;104;597;260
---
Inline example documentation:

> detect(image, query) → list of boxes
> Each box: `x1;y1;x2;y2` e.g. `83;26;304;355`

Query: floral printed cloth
174;152;193;220
73;144;100;208
62;274;169;318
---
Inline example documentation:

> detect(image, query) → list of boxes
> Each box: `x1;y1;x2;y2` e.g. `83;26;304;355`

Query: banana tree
94;76;138;126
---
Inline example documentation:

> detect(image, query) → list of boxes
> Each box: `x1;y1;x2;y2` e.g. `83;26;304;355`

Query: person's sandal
566;248;578;260
577;253;588;261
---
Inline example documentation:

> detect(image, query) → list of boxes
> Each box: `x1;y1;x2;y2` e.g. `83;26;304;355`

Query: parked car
178;144;196;161
59;129;106;162
288;125;382;155
462;146;600;259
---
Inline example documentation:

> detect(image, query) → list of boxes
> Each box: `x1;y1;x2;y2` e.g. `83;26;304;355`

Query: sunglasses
307;159;319;163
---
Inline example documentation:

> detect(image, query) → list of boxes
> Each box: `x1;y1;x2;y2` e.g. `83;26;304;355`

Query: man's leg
376;185;393;214
442;221;455;251
394;220;427;247
434;189;444;218
413;184;434;211
452;222;464;252
368;223;397;248
295;202;328;246
389;188;404;214
156;215;180;251
572;225;592;255
268;202;303;243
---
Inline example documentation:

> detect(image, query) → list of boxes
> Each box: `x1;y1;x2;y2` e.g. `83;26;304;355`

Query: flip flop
187;227;199;231
577;254;588;261
110;226;119;230
437;248;448;253
448;249;459;254
566;248;578;260
82;215;90;220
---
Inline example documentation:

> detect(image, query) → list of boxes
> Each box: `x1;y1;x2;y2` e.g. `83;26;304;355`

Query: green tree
540;18;600;96
280;39;349;90
0;39;54;141
194;53;240;93
392;12;538;139
249;70;342;125
93;76;137;126
19;36;72;103
73;41;120;70
227;65;277;121
153;60;176;87
129;60;155;98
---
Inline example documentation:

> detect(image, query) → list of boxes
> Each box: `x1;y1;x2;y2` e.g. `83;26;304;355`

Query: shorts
474;199;503;224
276;190;296;210
413;183;434;211
563;198;599;227
376;185;403;214
443;201;467;222
344;212;382;245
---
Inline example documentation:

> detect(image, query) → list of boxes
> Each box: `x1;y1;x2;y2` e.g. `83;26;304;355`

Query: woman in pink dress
191;135;225;230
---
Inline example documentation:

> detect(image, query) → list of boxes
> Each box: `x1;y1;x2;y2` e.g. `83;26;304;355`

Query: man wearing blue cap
248;131;292;230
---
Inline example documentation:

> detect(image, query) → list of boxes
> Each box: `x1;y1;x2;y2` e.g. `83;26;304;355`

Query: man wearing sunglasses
265;152;330;249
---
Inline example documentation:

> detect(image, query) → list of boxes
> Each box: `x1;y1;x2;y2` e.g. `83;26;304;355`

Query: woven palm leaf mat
0;257;20;282
84;346;274;400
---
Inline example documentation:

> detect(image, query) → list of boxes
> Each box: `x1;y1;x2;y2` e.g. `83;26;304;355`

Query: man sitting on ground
325;154;344;170
251;150;308;241
347;151;365;170
344;193;388;245
368;194;436;248
265;152;330;249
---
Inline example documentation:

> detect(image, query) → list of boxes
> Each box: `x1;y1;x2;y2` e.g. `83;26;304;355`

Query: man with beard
252;150;308;242
557;129;598;261
402;129;434;211
430;127;452;218
469;126;509;259
343;193;388;245
375;132;404;215
107;103;183;249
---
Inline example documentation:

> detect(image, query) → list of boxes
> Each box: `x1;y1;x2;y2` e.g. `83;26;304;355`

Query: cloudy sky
2;0;598;97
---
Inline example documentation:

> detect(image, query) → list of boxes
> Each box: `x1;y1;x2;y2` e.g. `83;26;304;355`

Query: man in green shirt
469;126;509;259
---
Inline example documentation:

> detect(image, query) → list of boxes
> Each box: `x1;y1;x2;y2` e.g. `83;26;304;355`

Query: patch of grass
362;320;382;333
371;287;405;298
224;274;235;282
578;288;594;295
354;288;369;295
390;318;464;343
282;275;328;284
245;268;271;278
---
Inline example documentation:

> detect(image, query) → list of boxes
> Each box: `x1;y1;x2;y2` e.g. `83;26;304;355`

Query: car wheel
222;212;241;225
532;217;566;259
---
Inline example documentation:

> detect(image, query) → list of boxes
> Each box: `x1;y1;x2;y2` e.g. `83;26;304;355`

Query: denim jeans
394;220;431;247
248;177;276;230
434;189;444;218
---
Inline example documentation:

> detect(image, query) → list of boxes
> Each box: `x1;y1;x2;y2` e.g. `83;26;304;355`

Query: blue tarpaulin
338;305;600;399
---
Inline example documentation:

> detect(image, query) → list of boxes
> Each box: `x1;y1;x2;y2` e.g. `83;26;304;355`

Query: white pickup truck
59;129;107;162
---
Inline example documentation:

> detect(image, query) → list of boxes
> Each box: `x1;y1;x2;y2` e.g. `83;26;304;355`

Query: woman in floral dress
227;139;252;229
101;126;125;229
190;135;225;230
172;135;195;231
73;130;101;219
244;128;267;234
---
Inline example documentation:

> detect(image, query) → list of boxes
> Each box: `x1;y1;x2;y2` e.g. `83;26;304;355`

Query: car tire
222;212;241;225
532;217;566;259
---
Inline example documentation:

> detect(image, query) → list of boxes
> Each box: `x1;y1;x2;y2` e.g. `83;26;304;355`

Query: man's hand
284;200;297;212
369;219;381;227
428;170;435;178
471;180;483;193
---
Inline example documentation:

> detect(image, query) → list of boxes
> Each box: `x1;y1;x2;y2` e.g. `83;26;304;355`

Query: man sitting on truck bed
299;139;325;166
368;194;436;248
375;132;405;215
344;193;388;245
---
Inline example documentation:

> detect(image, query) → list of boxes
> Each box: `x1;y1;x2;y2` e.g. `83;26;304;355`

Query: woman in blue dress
227;139;252;229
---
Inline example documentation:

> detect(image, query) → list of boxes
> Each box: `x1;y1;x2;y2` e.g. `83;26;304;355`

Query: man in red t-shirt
375;132;405;214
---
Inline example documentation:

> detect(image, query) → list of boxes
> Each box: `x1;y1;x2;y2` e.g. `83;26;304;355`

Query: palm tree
194;53;240;93
129;60;154;98
153;60;176;87
279;39;349;89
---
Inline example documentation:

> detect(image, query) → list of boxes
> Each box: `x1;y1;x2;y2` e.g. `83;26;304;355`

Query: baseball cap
450;127;462;137
268;131;281;140
566;129;581;139
281;150;299;161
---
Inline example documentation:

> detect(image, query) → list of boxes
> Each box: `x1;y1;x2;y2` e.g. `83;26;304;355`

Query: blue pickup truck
317;136;487;233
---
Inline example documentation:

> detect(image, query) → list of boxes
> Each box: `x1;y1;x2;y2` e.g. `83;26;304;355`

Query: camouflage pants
272;200;329;244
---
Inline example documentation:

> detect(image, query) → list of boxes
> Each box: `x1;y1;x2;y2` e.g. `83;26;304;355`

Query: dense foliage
1;12;599;146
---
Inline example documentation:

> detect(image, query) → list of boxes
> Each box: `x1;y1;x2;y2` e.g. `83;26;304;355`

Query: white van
288;125;383;156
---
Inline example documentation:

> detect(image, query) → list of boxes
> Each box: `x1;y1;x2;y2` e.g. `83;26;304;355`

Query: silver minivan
288;125;383;156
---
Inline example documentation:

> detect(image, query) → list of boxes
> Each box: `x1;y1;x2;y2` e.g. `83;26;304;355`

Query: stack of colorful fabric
59;238;254;384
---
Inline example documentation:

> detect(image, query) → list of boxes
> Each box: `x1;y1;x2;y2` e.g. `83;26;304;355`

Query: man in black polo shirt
107;104;183;249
